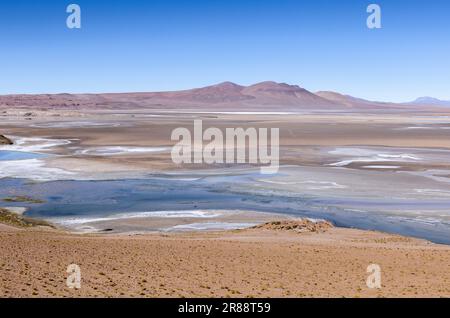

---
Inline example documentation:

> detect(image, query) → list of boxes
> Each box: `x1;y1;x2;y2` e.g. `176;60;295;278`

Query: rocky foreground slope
1;221;448;297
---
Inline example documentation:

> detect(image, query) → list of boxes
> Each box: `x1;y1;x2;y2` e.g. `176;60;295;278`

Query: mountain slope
316;91;415;110
241;82;336;107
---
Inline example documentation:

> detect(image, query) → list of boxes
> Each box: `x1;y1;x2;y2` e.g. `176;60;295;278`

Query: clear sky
0;0;449;102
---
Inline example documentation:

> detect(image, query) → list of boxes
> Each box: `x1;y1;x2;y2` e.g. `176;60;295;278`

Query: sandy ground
0;223;449;298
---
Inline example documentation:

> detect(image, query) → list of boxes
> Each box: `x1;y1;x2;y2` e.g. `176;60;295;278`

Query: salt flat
1;109;450;297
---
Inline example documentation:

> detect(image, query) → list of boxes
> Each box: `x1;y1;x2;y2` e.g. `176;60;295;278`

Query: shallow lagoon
0;174;449;244
0;150;46;161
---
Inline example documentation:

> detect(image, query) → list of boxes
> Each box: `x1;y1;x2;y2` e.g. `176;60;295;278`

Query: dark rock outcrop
0;135;12;145
0;208;54;228
252;219;333;233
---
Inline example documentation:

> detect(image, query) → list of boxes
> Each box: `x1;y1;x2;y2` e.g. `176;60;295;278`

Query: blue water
0;150;46;161
0;175;449;245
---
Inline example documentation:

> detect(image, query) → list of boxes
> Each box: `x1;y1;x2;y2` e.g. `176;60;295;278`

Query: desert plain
1;82;450;297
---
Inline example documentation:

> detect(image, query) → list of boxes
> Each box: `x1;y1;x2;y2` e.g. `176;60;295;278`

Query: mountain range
0;81;447;112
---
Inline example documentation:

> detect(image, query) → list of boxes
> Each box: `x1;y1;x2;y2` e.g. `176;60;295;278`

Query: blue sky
0;0;449;102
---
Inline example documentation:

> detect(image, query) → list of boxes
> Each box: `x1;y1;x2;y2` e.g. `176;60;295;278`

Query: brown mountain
0;81;337;110
142;81;251;103
0;81;440;112
102;81;338;109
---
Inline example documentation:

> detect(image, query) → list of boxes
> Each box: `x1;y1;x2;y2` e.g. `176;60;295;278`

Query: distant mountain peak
244;81;309;95
249;81;301;89
410;96;450;106
213;81;243;89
